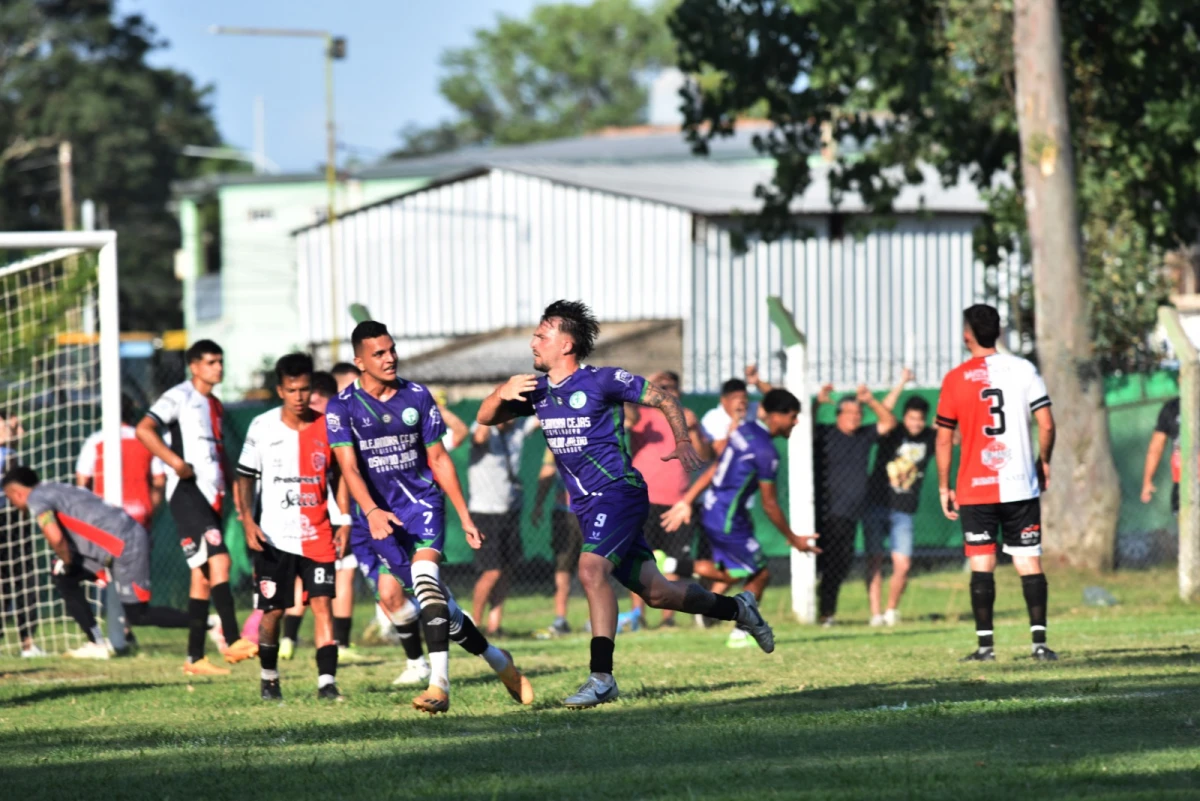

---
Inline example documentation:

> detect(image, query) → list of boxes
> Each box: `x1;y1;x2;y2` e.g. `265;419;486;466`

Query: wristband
365;507;381;518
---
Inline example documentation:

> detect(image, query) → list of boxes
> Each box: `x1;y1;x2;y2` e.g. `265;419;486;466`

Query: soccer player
328;320;532;714
477;300;776;708
935;304;1058;662
235;354;345;701
1;467;190;659
278;371;364;664
331;362;361;393
136;340;257;675
662;389;821;646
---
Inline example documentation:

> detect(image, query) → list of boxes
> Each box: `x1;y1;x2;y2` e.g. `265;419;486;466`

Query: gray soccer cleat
733;591;775;654
563;673;619;709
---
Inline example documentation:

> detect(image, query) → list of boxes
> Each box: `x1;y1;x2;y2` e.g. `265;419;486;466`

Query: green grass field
2;567;1198;800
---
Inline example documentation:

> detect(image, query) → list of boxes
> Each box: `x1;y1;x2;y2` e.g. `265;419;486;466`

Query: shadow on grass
0;682;171;707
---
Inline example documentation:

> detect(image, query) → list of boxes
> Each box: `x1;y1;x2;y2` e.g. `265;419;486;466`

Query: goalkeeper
1;466;189;659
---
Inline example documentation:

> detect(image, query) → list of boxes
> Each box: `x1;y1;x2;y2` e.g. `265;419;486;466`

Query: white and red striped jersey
147;380;226;509
74;424;166;527
236;408;336;562
936;353;1051;506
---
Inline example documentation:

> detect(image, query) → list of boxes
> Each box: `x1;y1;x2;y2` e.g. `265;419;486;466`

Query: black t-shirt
868;426;937;514
1156;398;1181;486
815;423;878;521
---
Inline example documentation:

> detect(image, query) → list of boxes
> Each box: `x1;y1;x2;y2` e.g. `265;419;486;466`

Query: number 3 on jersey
981;388;1006;436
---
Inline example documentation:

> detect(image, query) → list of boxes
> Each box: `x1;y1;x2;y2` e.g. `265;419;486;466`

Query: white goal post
0;231;122;654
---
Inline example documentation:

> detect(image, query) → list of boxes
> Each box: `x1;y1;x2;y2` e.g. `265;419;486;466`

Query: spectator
0;408;38;656
813;384;898;626
626;370;712;629
331;362;360;393
533;449;581;636
469;416;539;635
75;395;167;528
700;365;773;455
434;389;470;451
863;369;933;627
1142;397;1183;514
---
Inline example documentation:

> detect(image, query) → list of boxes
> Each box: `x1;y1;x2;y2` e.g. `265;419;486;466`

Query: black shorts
551;509;582;573
1172;483;1180;515
643;503;694;563
253;542;336;612
474;510;523;572
959;498;1042;557
169;480;227;569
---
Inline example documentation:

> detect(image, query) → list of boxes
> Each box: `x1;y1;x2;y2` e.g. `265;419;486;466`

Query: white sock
429;651;449;692
408;655;429;669
261;669;279;681
376;603;393;629
387;599;419;626
318;674;336;689
481;644;509;672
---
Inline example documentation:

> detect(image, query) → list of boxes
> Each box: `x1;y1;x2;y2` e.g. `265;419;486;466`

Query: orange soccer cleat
183;657;231;676
222;638;259;664
496;649;535;705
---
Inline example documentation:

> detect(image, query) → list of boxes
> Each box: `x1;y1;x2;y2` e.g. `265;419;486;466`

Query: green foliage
391;0;678;158
0;0;224;330
670;0;1200;370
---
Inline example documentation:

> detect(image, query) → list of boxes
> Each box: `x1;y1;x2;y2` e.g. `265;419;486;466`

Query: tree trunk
1013;0;1119;570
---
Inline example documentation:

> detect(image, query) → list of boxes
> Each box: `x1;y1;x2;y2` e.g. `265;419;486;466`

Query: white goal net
0;232;122;656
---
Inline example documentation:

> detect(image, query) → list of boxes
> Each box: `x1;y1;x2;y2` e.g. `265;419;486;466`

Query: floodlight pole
767;297;817;623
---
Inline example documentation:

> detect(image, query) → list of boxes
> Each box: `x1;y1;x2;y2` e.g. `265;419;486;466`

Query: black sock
449;610;489;656
187;598;209;662
283;614;303;642
333;616;352;647
209;582;240;644
970;572;996;649
678;583;740;621
414;575;450;656
123;602;190;628
1021;573;1048;645
316;644;338;681
590;636;615;675
396;620;425;661
54;574;97;635
260;643;279;673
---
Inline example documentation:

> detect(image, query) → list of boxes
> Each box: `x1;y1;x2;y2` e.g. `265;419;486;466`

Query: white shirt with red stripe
936;352;1051;506
236;408;336;562
147;380;226;507
75;424;166;527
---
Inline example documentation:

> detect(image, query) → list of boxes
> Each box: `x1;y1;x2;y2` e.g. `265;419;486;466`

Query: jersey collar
547;364;587;391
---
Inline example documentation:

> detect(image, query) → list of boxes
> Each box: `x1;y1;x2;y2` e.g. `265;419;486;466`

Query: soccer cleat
392;657;432;686
20;644;46;658
549;618;571;636
884;609;899;627
1032;645;1059;662
819;615;838;628
64;641;112;660
223;637;259;664
869;614;886;627
658;616;677;629
563;673;619;709
726;628;752;649
733;591;774;654
261;679;283;701
616;609;643;633
317;683;345;702
960;647;996;662
412;686;450;715
279;637;296;661
183;657;231;676
496;649;535;705
337;645;371;665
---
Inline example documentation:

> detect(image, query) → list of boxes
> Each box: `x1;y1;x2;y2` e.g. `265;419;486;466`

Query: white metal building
293;160;1022;393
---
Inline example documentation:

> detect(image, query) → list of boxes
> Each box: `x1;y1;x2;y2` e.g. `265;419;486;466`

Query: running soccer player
661;389;820;647
137;340;256;675
327;320;532;714
235;354;345;701
935;304;1058;662
477;300;776;708
2;468;190;659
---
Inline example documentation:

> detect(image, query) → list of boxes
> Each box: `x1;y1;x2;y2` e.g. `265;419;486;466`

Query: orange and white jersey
936;353;1051;506
147;380;226;508
236;408;336;562
74;424;166;527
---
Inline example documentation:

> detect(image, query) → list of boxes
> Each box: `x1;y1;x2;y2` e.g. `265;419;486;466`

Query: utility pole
58;141;76;231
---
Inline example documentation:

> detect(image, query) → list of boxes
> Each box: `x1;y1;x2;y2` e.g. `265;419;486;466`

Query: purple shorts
700;507;768;578
350;523;413;590
575;486;655;592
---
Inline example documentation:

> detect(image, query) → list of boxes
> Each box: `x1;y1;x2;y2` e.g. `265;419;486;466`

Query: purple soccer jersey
700;420;780;536
325;378;447;519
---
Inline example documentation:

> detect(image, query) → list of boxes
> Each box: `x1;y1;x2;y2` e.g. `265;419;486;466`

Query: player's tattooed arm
639;384;705;472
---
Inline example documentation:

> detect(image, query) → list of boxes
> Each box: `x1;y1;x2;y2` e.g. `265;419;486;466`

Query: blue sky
121;0;559;172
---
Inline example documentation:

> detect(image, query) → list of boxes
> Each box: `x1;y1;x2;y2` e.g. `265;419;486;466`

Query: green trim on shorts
330;441;354;448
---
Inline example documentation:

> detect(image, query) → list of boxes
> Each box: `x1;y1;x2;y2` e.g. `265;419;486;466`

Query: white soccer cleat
884;609;899;627
869;614;886;627
65;640;113;660
20;644;46;658
725;628;752;649
393;657;432;686
733;591;774;654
